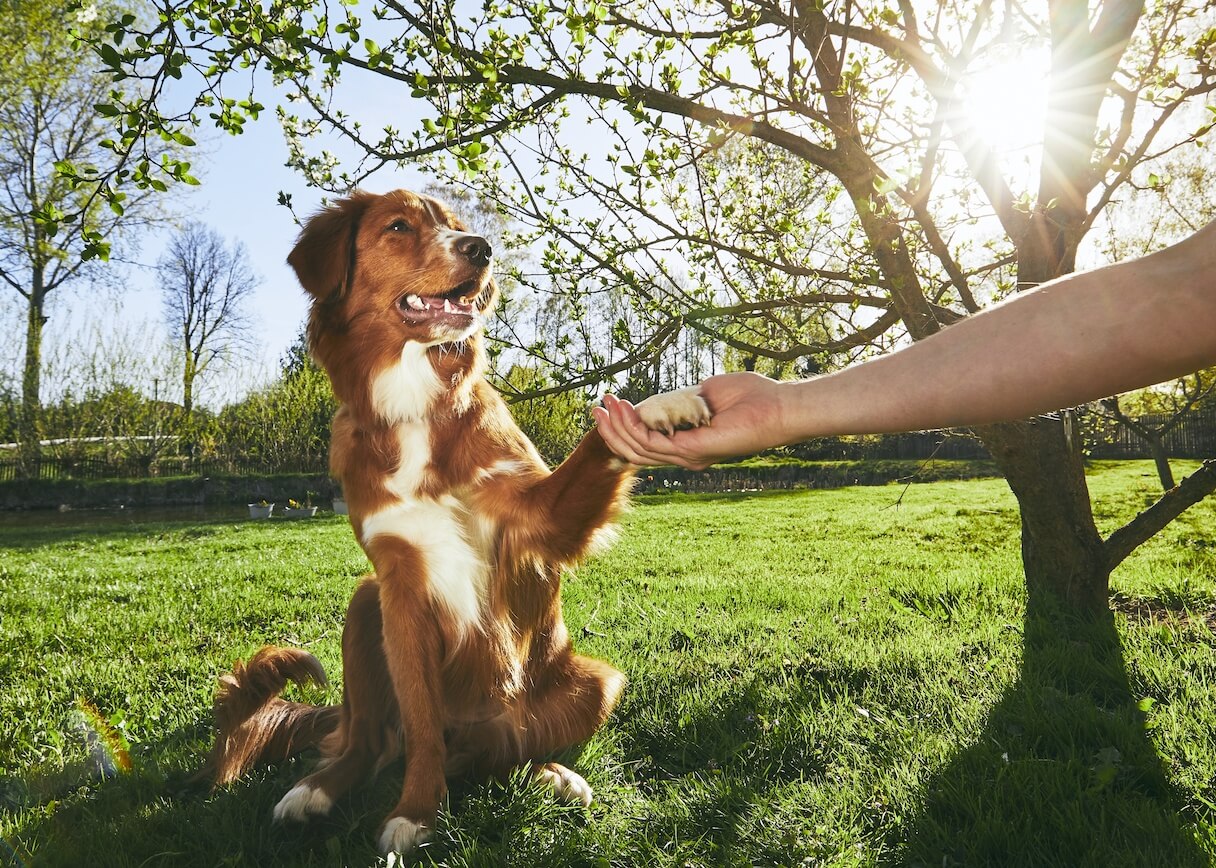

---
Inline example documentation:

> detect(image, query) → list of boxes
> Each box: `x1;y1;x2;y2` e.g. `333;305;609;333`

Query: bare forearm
777;224;1216;439
594;222;1216;470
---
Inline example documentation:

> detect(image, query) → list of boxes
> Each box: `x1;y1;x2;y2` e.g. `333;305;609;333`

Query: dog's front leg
368;536;447;856
515;428;637;564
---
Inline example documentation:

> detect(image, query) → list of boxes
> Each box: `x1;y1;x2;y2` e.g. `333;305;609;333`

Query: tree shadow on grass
882;595;1207;868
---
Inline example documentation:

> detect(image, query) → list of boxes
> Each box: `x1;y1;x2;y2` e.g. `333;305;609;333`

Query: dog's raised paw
633;387;712;435
535;762;593;808
272;782;334;823
379;817;433;855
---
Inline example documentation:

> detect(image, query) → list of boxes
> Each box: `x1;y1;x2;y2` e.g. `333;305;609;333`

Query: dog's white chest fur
361;357;491;636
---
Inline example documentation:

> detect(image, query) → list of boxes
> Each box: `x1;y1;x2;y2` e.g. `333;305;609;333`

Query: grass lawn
1;460;1214;867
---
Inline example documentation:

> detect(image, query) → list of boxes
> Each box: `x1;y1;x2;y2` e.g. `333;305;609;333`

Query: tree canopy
0;0;179;474
91;0;1216;610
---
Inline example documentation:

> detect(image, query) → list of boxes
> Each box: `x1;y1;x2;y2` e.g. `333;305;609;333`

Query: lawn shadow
3;725;404;868
882;595;1207;867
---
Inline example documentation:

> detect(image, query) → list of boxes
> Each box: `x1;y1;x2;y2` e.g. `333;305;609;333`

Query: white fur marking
383;423;431;502
272;782;333;823
370;342;442;423
361;496;489;634
379;816;432;855
476;458;527;482
634;386;712;434
536;765;593;808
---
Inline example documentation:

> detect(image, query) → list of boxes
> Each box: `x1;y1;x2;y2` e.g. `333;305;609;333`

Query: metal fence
0;455;329;482
0;409;1211;483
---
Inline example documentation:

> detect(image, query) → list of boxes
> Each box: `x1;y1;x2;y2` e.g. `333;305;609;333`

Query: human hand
593;371;788;470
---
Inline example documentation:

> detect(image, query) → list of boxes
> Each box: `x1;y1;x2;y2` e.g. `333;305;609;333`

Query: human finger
602;397;703;468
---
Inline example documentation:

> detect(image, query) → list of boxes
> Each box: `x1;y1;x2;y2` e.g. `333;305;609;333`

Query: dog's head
288;189;498;420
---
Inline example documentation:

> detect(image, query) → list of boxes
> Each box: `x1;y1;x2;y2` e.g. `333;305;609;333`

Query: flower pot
283;506;318;519
332;498;348;516
248;503;274;519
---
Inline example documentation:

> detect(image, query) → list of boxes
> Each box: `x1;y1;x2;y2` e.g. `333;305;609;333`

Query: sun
958;47;1050;154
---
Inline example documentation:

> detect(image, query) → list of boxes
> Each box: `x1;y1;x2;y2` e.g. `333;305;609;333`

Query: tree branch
1104;459;1216;571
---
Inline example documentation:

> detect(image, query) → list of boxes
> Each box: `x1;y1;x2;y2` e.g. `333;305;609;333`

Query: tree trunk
18;267;46;480
183;349;195;416
979;418;1110;614
1148;438;1176;491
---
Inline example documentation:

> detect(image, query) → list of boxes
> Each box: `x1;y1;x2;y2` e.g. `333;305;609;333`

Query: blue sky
158;111;429;378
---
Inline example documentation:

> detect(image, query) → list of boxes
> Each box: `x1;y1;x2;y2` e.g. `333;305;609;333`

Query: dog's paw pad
634;387;712;435
535;762;593;808
272;782;334;823
379;817;433;855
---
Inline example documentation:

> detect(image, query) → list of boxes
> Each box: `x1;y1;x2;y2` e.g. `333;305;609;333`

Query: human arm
593;220;1216;469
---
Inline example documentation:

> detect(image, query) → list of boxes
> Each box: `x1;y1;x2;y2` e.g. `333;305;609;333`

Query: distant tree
0;0;175;477
157;221;259;416
203;362;336;474
280;327;315;382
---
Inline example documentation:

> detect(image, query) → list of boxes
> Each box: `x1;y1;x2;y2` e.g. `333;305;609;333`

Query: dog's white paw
634;387;712;435
535;762;593;808
272;782;333;823
379;816;433;855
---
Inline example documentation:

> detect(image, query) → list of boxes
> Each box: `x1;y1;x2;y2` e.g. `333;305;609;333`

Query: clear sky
156;110;429;381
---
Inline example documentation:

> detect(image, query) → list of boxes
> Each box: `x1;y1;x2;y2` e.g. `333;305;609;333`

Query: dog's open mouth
398;281;483;323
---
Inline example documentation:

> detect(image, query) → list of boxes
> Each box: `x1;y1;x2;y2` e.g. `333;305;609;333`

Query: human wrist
776;370;868;442
772;377;827;443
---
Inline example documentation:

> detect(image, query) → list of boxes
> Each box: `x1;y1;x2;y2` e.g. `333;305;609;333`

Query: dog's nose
456;235;493;267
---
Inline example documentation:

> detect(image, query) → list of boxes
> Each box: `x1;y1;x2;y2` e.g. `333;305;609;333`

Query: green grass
1;461;1214;867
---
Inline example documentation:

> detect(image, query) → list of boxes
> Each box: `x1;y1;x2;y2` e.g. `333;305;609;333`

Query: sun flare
958;48;1050;153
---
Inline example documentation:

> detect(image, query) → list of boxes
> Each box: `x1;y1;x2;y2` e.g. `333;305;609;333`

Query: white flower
76;4;98;24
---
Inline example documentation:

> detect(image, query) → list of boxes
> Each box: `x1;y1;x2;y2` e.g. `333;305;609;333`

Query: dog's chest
360;421;496;635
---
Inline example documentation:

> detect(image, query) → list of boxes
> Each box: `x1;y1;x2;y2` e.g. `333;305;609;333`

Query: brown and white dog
199;189;710;855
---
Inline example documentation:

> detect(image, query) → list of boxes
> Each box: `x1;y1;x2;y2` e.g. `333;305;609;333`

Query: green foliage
1114;368;1216;419
39;381;184;469
85;0;1214;389
1;463;1214;865
500;365;591;464
199;361;336;473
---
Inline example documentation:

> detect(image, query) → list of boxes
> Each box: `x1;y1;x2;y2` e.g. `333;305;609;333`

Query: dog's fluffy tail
195;646;340;788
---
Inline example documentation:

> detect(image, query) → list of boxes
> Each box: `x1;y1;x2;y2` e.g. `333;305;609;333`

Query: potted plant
283;493;318;519
248;500;274;519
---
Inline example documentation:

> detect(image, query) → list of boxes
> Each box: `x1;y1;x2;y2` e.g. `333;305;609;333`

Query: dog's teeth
406;294;425;310
444;299;453;312
458;295;471;306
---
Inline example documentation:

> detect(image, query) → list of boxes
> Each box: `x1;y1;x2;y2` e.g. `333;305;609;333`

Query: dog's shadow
4;727;612;867
882;595;1206;867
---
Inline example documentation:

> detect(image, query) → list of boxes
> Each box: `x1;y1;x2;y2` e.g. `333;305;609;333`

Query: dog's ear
287;192;373;302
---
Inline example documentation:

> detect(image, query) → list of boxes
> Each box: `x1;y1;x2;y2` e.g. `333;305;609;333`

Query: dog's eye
387;220;413;233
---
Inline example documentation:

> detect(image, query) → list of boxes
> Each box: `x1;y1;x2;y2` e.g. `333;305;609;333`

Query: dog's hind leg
273;577;400;823
449;652;626;805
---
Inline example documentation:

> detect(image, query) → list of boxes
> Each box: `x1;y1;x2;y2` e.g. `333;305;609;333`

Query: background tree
201;334;336;474
157;221;259;416
1089;130;1216;490
98;0;1216;612
0;0;175;478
